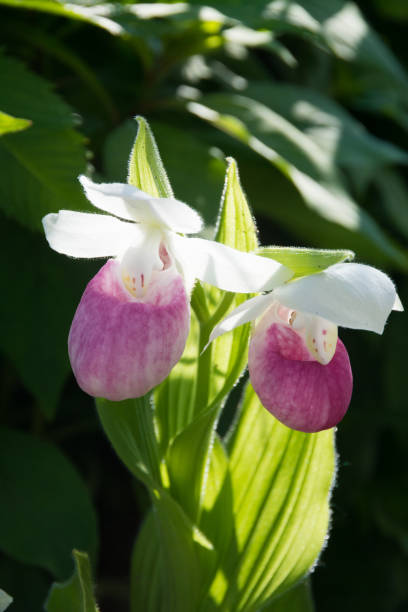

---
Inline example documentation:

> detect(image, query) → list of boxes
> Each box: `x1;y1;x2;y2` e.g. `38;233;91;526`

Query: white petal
207;293;275;346
79;176;202;233
273;263;399;334
393;294;404;311
42;210;141;258
172;235;293;293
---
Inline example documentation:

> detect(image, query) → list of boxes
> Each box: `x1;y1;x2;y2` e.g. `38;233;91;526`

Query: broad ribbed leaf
46;551;99;612
96;396;161;489
205;383;334;611
0;110;31;136
0;53;88;231
260;246;354;279
0;428;98;581
167;406;219;523
187;96;408;270
131;490;216;612
263;579;314;612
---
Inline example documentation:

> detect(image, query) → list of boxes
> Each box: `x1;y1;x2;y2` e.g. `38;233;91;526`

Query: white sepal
273;262;399;334
42;210;140;258
79;176;202;233
207;293;275;346
172;235;293;293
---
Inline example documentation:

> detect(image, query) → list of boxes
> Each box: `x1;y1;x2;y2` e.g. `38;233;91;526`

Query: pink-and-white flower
43;177;291;401
208;262;403;432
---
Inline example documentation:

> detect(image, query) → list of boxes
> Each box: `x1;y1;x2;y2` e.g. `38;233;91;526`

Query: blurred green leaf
0;555;51;612
0;111;31;136
187;95;408;270
205;383;334;610
374;169;408;241
260;246;354;278
46;550;99;612
0;428;98;580
244;82;408;190
0;53;88;231
0;590;13;612
0;214;96;418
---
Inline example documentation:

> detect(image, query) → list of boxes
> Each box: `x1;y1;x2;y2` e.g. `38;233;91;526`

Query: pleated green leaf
131;491;216;612
96;396;162;490
46;551;99;612
205;383;334;611
263;579;314;612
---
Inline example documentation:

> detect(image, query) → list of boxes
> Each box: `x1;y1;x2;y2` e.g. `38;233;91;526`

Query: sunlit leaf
0;110;31;136
262;579;314;612
187;95;408;270
0;428;98;580
205;383;334;610
244;82;408;190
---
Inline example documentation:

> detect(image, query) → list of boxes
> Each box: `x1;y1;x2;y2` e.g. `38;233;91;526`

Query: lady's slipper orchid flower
209;262;403;432
43;177;291;401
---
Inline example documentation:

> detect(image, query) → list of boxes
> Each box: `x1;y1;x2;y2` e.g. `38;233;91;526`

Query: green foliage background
0;0;407;610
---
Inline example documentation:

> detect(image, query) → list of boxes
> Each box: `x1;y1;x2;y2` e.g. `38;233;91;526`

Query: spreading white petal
42;210;142;258
207;293;275;346
172;235;293;293
273;263;399;334
79;176;202;233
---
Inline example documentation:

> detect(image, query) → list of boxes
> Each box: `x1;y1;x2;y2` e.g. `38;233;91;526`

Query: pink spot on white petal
322;329;327;335
248;318;353;433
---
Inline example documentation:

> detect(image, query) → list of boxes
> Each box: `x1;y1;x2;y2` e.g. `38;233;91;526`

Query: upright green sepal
215;157;258;251
260;246;354;279
46;550;99;612
128;116;174;197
